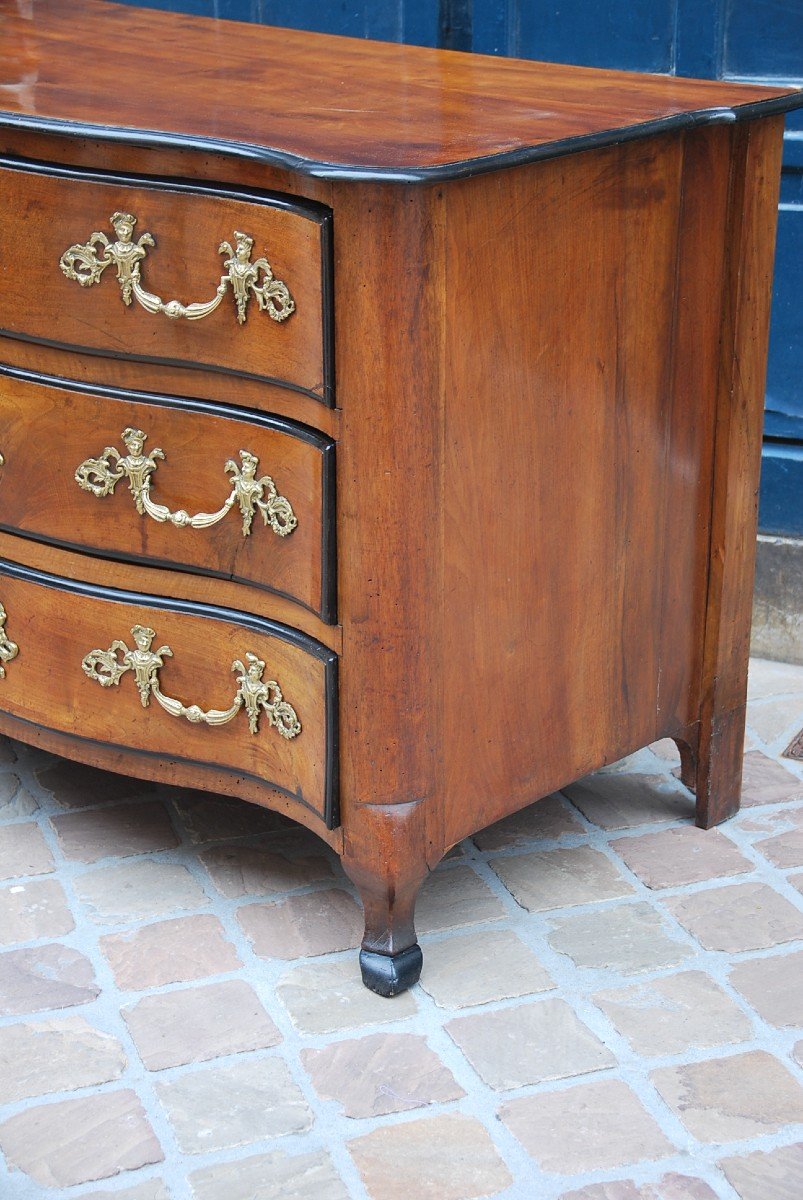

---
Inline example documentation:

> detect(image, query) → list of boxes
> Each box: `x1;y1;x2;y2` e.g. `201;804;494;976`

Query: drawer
0;157;333;404
0;366;336;623
0;560;338;828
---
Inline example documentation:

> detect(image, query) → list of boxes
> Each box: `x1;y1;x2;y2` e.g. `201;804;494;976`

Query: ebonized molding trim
0;556;340;830
1;96;801;185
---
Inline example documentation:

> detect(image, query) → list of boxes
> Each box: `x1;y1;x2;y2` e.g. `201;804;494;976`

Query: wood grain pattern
438;134;701;845
0;530;341;651
694;115;786;828
0;158;331;401
654;123;730;737
0;559;337;824
0;0;792;988
0;130;335;217
331;179;446;956
0;332;340;436
0;367;335;621
0;709;343;850
1;0;799;180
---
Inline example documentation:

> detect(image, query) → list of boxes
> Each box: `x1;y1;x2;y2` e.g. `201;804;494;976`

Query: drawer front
0;367;336;622
0;157;333;404
0;561;338;828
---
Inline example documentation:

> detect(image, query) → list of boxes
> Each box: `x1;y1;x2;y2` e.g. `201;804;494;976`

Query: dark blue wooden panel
763;98;803;518
723;0;803;80
759;448;803;537
473;0;676;71
112;0;216;14
730;4;803;536
110;0;439;44
762;106;803;534
673;0;722;77
471;2;511;56
440;0;472;50
768;168;803;425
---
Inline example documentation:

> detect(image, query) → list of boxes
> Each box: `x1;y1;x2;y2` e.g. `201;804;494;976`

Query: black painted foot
359;945;423;997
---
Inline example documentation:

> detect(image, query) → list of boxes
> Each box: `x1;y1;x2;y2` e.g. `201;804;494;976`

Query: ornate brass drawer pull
75;428;297;538
0;604;18;678
82;625;301;739
59;214;295;326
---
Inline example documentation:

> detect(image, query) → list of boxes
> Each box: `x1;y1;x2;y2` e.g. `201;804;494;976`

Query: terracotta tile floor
0;657;801;1199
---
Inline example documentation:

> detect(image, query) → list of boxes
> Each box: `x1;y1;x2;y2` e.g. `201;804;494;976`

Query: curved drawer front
0;157;333;404
0;367;336;622
0;561;338;828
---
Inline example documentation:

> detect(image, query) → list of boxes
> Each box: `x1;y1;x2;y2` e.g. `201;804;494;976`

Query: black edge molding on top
0;363;338;626
0;96;802;185
0;154;336;408
0;556;340;830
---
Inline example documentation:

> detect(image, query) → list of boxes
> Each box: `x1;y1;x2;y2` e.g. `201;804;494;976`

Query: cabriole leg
672;733;698;793
342;856;429;997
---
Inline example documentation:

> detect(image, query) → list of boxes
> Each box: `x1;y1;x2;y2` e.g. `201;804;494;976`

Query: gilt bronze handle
0;604;18;678
59;214;295;325
75;428;297;538
82;625;301;739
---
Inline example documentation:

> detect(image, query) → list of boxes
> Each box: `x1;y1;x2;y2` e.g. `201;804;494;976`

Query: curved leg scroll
342;854;429;998
673;735;698;793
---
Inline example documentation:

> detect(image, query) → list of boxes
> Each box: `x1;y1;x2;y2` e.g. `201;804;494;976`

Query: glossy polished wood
441;132;709;843
437;120;784;844
0;0;793;993
0;367;335;621
0;531;341;651
329;121;784;974
1;0;800;180
0;559;337;826
0;332;340;437
0;706;343;850
0;157;331;401
693;116;786;828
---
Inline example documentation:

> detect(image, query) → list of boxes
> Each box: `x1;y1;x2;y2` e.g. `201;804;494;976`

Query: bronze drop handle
82;626;301;739
60;215;295;325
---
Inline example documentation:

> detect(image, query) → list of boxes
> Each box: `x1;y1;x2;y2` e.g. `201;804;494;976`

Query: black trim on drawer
320;210;335;410
0;556;340;830
0;364;338;626
0;154;335;408
320;437;338;626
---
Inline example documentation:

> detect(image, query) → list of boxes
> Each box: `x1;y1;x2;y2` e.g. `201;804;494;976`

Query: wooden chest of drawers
1;0;801;995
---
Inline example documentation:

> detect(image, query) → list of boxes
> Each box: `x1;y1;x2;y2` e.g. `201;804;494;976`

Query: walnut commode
1;0;801;995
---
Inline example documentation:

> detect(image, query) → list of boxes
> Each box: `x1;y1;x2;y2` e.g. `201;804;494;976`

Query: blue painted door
112;1;802;535
108;0;441;44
